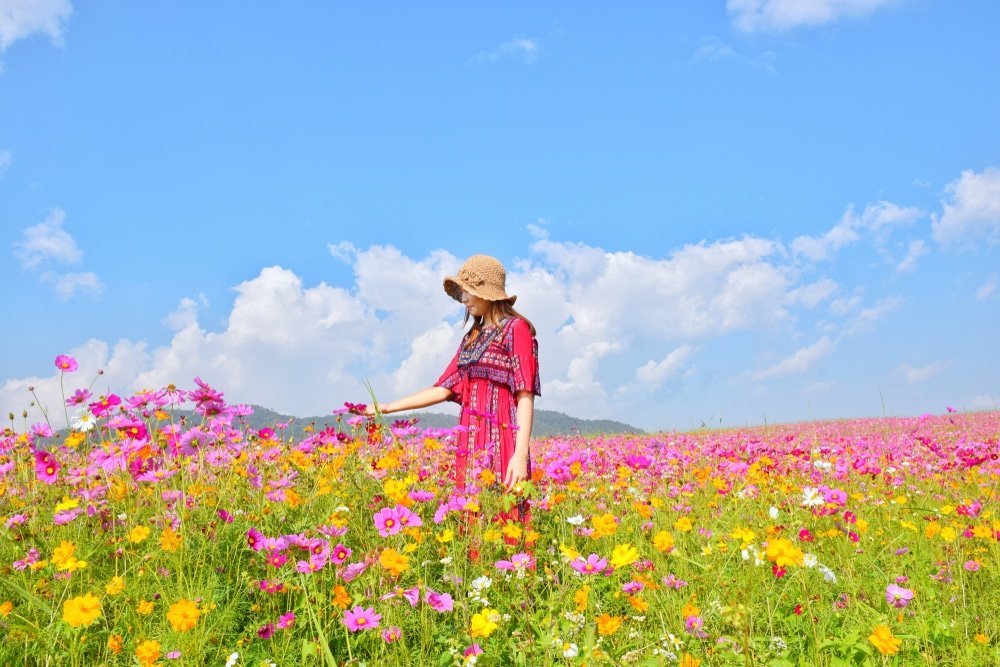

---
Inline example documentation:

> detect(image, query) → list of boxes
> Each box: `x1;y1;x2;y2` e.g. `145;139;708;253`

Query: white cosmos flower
72;410;96;432
566;515;585;526
768;506;779;520
562;643;579;658
225;652;239;667
803;553;818;568
801;487;824;507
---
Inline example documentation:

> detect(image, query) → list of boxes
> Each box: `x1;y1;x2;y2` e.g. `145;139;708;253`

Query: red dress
435;317;541;492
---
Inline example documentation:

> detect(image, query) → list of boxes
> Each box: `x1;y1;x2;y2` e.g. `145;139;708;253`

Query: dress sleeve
434;346;464;404
509;318;541;397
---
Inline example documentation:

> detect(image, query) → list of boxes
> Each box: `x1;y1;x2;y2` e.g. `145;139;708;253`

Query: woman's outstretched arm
504;390;534;491
363;386;453;416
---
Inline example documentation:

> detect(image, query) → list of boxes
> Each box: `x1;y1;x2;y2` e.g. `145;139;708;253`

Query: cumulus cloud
792;201;922;261
728;0;900;33
44;270;103;300
0;227;916;428
471;37;540;65
894;361;949;384
932;167;1000;247
0;0;73;51
633;345;697;390
14;208;82;268
13;208;103;299
753;337;834;380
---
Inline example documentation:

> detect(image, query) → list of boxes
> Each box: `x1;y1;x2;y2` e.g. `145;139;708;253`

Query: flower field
1;358;998;666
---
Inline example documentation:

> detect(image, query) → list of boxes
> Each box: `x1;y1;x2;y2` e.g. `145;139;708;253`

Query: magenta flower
266;552;288;569
344;606;381;632
495;552;535;572
88;393;121;417
570;554;608;575
54;354;78;372
246;527;265;551
885;583;915;608
395;505;423;529
277;612;295;629
331;543;352;565
34;450;60;484
380;586;420;607
464;645;484;660
381;626;402;643
65;388;92;406
257;623;275;639
259;580;285;594
964;560;981;572
425;589;454;613
341;562;368;582
374;507;403;537
622;580;644;594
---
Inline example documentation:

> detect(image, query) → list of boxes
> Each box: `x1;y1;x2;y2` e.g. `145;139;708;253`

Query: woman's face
461;290;492;319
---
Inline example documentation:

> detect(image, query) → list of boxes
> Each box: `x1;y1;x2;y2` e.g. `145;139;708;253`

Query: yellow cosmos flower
653;530;675;554
105;576;125;595
128;526;151;543
0;601;13;617
160;527;182;552
590;513;618;539
925;522;941;539
167;598;200;632
596;613;623;636
469;610;501;638
674;517;693;532
54;496;79;512
868;624;902;655
681;601;701;618
680;654;701;667
559;543;580;561
483;528;502;543
501;523;523;540
436;529;454;544
627;595;649;612
106;633;123;655
574;585;589;612
62;593;102;628
940;527;957;543
610;543;640;569
137;600;155;615
332;585;351;609
765;538;804;568
378;548;410;576
135;639;161;667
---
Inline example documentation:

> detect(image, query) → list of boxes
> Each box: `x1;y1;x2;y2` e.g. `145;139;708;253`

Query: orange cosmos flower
167;598;200;632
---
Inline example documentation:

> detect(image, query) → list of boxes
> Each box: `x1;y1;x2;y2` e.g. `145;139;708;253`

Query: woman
365;255;540;498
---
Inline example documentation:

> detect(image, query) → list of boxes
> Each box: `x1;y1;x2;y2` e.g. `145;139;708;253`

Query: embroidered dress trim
457;318;510;367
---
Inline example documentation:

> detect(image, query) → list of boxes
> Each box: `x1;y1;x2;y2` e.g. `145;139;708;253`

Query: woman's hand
504;450;529;492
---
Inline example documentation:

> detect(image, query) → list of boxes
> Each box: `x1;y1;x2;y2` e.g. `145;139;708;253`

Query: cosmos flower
54;354;78;372
344;606;381;632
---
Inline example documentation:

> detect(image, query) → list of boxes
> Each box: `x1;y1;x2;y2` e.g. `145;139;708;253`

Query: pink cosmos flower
622;581;644;594
381;626;402;643
331;544;352;565
65;388;92;406
344;606;381;632
246;527;265;551
341;562;368;582
54;354;78;372
88;394;121;417
259;580;285;594
885;583;915;608
395;505;422;529
464;645;484;659
425;589;454;613
374;507;403;537
495;552;535;571
964;560;980;572
277;612;295;629
34;450;60;484
570;554;608;575
257;623;275;639
380;586;419;607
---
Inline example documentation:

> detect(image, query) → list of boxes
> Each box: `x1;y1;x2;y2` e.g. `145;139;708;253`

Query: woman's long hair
464;299;536;337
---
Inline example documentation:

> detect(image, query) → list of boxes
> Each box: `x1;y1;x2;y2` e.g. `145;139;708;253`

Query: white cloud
894;361;949;384
894;239;927;273
840;295;902;337
792;201;922;262
14;208;82;268
44;270;103;300
976;275;997;302
932;167;1000;247
634;345;697;390
728;0;900;33
0;149;10;173
787;277;838;307
691;37;777;73
0;0;73;51
164;294;208;331
471;37;540;65
753;336;834;380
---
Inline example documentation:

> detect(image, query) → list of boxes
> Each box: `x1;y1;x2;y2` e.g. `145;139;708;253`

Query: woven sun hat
443;254;517;304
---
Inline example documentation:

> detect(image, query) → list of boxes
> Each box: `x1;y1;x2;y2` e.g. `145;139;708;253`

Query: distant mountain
174;405;642;440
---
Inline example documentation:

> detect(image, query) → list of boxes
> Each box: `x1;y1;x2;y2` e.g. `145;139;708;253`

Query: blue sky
2;1;998;431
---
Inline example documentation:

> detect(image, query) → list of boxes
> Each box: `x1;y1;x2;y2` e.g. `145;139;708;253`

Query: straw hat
443;254;516;304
